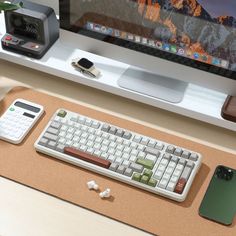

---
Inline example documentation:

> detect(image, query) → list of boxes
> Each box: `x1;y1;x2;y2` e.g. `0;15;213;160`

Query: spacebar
64;147;111;169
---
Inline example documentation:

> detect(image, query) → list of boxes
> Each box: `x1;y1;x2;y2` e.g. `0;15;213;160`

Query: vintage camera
1;0;59;59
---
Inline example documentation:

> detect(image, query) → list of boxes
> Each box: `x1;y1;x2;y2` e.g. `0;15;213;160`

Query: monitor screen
60;0;236;80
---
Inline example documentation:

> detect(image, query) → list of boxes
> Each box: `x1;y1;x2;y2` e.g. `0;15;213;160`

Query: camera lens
216;166;233;181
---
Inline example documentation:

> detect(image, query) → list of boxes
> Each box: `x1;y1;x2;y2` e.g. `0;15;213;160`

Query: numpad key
34;109;202;202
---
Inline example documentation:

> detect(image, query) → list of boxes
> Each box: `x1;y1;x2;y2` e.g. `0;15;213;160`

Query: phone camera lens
216;166;233;181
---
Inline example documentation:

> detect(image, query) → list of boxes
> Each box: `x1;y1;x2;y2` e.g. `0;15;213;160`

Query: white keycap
81;133;88;139
173;170;182;178
160;158;168;166
86;141;93;147
72;136;80;142
94;143;101;150
130;142;137;149
108;148;115;155
116;137;123;144
141;137;149;145
109;142;117;148
133;135;142;143
72;143;80;149
158;165;166;172
95;137;102;143
146;154;157;163
87;148;94;154
159;178;168;189
148;139;156;148
94;150;101;156
108;155;116;162
124;147;131;154
101;153;109;159
100;145;108;152
115;157;123;165
74;130;82;136
130;149;138;156
166;182;176;192
138;151;146;159
123;140;130;146
162;173;171;180
137;144;144;151
117;144;124;151
122;153;130;160
123;160;130;167
129;155;137;162
115;150;122;157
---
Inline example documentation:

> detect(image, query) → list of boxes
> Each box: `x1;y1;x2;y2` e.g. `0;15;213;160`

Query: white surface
0;177;150;236
0;13;235;131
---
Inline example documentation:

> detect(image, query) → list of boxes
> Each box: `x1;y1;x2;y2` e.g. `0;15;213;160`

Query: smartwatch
71;57;101;78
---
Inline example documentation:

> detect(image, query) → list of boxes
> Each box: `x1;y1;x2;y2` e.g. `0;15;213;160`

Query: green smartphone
199;165;236;225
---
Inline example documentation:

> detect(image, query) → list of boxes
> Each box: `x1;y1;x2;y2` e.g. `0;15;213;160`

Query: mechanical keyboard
34;109;202;202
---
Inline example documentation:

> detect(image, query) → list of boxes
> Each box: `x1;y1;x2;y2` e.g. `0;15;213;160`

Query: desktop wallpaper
70;0;236;71
134;0;236;70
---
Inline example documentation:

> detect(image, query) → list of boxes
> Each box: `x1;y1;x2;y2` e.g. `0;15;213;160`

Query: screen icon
163;44;170;51
186;49;192;57
94;24;101;32
148;40;155;47
107;28;113;35
156;41;162;49
127;34;134;41
201;55;208;62
101;26;107;34
135;36;141;43
193;52;200;59
171;45;177;53
114;29;120;37
142;37;148;44
221;60;229;68
120;31;127;39
212;58;220;65
87;22;94;30
177;48;185;55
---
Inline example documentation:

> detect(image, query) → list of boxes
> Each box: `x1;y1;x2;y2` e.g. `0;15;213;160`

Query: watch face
78;58;94;69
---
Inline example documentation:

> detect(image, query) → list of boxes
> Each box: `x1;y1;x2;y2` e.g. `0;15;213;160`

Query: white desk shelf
0;13;235;131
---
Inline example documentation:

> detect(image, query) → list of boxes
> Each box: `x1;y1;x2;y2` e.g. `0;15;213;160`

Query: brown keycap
64;147;111;169
174;178;187;194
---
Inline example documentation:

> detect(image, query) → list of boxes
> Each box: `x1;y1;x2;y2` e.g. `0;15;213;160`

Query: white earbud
87;180;99;190
99;188;111;198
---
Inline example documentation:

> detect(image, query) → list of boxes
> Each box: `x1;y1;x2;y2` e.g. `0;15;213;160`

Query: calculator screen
14;101;40;113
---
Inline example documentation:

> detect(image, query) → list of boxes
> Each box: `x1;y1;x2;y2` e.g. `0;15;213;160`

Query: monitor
59;0;236;103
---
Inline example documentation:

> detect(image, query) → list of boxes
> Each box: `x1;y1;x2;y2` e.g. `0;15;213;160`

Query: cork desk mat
0;87;236;236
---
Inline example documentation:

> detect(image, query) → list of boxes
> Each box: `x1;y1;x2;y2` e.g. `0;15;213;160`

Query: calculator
0;99;44;144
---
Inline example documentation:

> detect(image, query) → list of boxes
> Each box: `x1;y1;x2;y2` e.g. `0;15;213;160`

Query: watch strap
71;57;101;78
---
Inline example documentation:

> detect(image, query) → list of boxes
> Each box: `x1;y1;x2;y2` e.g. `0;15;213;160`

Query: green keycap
132;173;141;182
57;110;67;118
143;169;153;179
136;158;155;170
140;175;149;184
148;178;157;187
9;107;15;111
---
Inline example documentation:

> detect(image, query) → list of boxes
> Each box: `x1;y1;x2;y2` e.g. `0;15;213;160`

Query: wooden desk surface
0;59;235;236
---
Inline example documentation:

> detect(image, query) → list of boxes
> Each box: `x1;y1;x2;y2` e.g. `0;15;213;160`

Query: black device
1;0;59;59
199;165;236;225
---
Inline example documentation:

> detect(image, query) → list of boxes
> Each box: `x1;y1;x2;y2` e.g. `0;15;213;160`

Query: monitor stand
118;66;188;103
